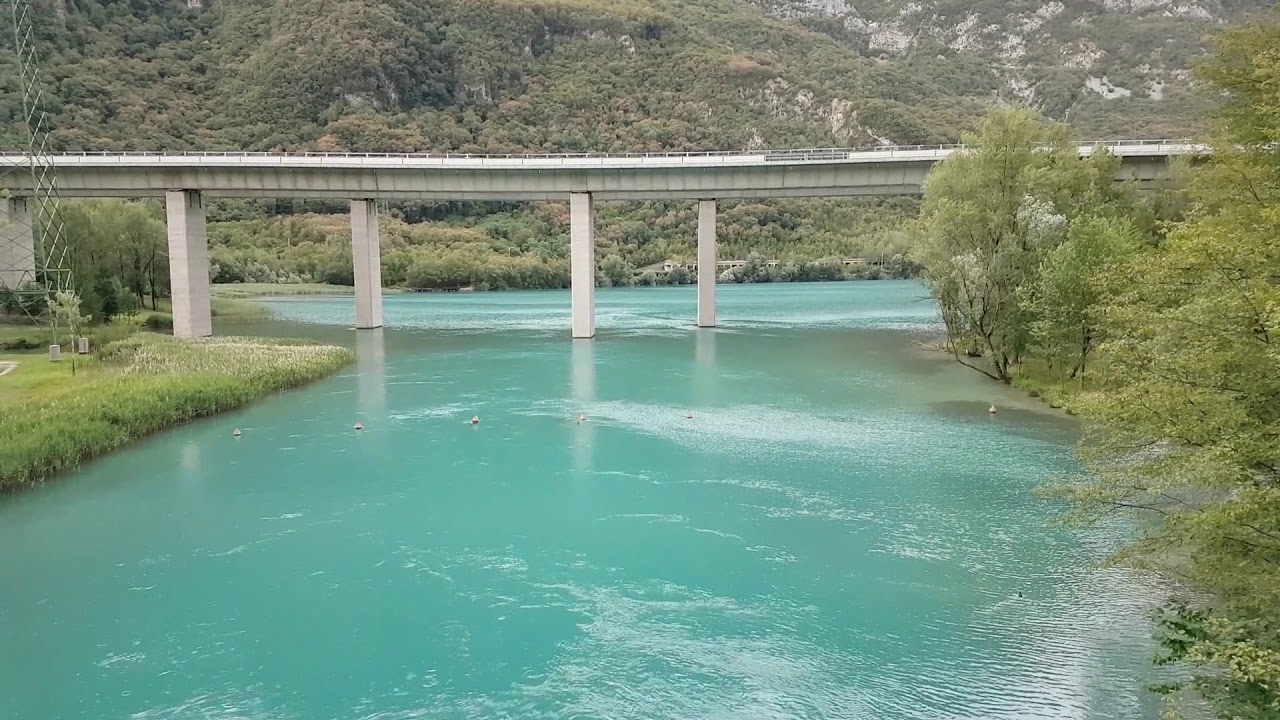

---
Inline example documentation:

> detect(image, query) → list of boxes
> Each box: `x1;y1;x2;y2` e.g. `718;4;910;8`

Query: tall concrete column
165;190;212;339
0;197;35;291
570;192;596;339
697;199;717;328
350;199;384;329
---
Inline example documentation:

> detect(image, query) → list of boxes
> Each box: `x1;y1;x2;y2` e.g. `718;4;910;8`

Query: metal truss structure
2;0;72;321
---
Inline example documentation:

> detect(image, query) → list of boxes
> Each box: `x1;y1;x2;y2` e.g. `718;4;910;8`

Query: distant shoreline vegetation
205;255;920;298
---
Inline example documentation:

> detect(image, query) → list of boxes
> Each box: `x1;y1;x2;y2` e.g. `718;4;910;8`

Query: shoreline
211;275;923;301
908;339;1082;418
0;334;353;492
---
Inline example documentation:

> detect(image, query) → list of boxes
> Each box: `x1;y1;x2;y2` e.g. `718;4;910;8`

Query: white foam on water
495;580;908;719
570;400;1057;477
130;688;295;720
691;527;745;542
602;513;688;524
97;651;146;668
387;403;469;423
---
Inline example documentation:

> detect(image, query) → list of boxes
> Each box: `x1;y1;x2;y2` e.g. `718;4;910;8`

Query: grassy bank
0;334;353;490
1010;364;1085;414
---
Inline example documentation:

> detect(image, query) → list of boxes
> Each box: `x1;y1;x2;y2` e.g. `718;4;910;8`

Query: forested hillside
3;0;1261;151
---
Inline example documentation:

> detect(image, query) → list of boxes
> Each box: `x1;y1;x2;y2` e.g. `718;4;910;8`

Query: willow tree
1051;17;1280;718
916;108;1129;382
1024;215;1143;381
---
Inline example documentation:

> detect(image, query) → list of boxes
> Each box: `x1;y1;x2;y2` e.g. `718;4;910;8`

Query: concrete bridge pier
697;199;716;328
165;190;212;338
350;199;384;329
570;192;596;339
0;197;35;291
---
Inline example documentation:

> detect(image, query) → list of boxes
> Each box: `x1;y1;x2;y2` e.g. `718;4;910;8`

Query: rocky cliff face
751;0;1265;136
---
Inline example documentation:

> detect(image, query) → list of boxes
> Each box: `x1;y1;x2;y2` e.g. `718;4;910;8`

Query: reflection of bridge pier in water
571;340;595;475
693;328;717;408
356;328;387;425
179;440;204;490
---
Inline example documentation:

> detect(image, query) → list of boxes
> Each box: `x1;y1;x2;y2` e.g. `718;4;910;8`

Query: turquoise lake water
0;281;1163;719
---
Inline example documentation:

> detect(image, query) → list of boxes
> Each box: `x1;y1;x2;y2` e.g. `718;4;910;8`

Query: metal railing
0;138;1199;162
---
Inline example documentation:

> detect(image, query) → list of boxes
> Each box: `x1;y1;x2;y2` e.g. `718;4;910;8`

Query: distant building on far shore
645;258;783;275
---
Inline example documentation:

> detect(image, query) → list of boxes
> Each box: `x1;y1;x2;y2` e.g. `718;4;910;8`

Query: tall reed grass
0;335;352;490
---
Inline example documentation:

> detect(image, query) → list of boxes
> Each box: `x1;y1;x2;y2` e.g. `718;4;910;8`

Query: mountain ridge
3;0;1263;154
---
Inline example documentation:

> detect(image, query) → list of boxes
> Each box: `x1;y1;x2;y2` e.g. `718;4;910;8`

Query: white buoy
471;416;480;425
233;428;242;437
354;422;364;431
579;413;587;422
684;411;694;419
989;404;997;414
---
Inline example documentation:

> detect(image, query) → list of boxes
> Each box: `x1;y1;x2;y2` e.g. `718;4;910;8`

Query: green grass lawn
0;350;84;406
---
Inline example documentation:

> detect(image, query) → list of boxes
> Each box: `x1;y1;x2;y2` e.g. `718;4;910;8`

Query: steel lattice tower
2;0;71;314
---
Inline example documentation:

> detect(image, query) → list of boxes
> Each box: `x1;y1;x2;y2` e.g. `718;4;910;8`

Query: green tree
917;107;1147;382
46;290;90;373
918;109;1072;380
1050;16;1280;718
1025;215;1142;380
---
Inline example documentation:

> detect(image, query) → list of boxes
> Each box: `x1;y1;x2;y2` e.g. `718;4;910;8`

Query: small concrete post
697;199;717;328
77;337;89;354
0;197;36;291
350;199;384;330
165;190;213;339
570;192;596;339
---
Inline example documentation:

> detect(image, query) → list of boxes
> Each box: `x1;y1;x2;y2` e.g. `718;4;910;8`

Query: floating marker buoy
233;428;242;437
471;416;480;425
988;404;997;414
579;413;587;422
684;411;694;420
354;422;364;431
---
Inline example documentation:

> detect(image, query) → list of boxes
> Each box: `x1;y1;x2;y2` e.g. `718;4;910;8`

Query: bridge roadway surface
0;141;1197;200
0;141;1202;339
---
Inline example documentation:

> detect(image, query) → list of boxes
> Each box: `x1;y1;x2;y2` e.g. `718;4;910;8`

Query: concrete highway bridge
0;141;1200;339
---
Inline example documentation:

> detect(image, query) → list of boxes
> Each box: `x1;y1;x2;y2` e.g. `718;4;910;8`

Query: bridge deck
0;141;1200;201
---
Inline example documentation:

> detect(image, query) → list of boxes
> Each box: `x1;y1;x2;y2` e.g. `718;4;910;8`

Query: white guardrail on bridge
0;140;1204;171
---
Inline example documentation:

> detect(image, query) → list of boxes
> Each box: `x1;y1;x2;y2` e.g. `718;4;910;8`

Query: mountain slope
751;0;1264;137
3;0;1263;153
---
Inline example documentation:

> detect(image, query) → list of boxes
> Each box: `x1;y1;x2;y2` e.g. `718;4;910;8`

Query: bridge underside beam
165;190;212;339
34;164;937;201
48;186;930;201
0;152;1191;202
